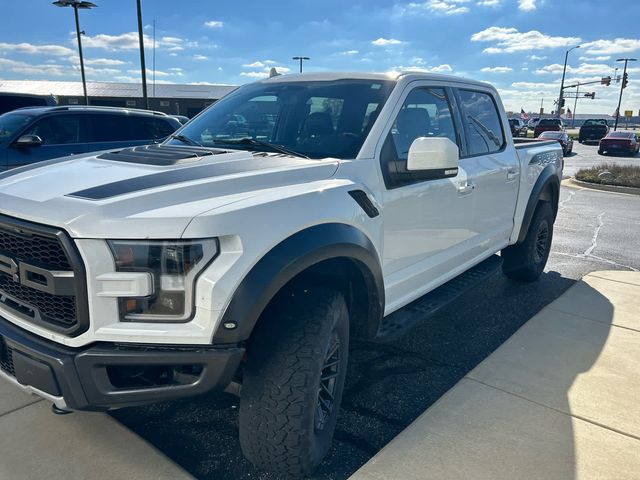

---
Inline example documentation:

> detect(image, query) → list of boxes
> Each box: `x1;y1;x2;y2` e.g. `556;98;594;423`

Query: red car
534;118;564;138
598;131;640;156
539;131;573;156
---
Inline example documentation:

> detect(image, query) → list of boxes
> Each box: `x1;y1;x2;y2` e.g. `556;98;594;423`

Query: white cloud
193;55;209;61
81;32;198;51
371;37;403;46
241;65;292;78
243;61;266;68
84;58;128;66
127;68;172;77
534;63;615;75
481;66;513;73
240;71;270;79
477;0;500;6
518;0;537;11
409;0;471;15
0;58;68;77
471;27;581;53
528;54;547;60
338;50;359;56
0;42;74;56
204;20;224;28
582;38;640;55
579;55;611;61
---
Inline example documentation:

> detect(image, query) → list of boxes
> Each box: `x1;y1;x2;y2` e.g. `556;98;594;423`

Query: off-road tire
502;201;554;282
239;288;349;478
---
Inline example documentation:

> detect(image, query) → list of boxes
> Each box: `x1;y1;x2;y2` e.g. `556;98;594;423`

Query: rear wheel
502;201;554;282
239;288;349;478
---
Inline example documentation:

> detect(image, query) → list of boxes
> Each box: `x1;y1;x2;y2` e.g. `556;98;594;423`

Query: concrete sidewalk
351;271;640;480
0;379;193;479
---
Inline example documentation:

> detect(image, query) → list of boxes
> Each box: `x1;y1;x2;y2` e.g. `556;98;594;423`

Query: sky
1;0;639;114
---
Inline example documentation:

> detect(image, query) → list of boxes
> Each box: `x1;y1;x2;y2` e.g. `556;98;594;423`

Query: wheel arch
213;223;385;344
517;164;560;244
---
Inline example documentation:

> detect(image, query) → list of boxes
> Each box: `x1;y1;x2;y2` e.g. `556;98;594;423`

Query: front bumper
0;315;243;411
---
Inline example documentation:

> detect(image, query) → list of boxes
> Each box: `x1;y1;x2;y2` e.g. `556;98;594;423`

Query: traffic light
559;98;566;107
622;72;629;89
601;76;612;86
584;92;596;99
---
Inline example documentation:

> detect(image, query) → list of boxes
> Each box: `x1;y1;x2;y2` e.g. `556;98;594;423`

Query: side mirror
407;137;459;178
14;134;43;148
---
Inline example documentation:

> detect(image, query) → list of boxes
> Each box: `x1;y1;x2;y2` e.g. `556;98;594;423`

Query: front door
379;85;478;313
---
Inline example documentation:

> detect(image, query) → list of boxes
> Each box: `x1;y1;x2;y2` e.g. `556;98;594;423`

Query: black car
0;92;57;115
579;119;609;143
509;118;528;137
0;106;181;171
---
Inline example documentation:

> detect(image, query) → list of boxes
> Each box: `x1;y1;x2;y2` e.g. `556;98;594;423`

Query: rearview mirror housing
14;134;43;148
407;137;459;179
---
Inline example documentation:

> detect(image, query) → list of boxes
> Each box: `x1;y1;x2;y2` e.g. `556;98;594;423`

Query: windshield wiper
212;137;309;159
170;134;203;147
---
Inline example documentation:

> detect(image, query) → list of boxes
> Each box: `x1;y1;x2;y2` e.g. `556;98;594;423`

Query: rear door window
90;114;134;142
457;90;505;156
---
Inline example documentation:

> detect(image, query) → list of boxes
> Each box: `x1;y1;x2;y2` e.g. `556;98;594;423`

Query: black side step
376;255;503;342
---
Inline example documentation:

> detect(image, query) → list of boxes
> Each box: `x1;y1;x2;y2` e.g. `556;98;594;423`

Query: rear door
7;114;89;168
455;88;520;252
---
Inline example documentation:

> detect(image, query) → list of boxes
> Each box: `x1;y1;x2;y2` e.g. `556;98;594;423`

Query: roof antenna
269;67;281;78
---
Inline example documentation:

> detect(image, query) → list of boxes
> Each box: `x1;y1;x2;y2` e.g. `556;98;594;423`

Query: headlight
107;239;218;322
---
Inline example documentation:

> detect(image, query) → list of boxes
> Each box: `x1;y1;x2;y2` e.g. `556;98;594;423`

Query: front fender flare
517;164;560;244
213;223;384;344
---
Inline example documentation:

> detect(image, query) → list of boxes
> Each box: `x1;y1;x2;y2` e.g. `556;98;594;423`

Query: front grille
0;336;15;377
0;215;88;336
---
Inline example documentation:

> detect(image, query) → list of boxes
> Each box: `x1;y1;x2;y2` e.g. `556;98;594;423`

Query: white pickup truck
0;72;562;477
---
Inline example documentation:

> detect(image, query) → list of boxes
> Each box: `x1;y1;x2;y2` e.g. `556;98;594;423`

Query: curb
564;177;640;195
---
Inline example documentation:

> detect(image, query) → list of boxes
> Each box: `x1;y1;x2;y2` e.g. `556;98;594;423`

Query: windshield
165;79;395;159
584;119;607;126
0;112;33;144
539;119;561;125
609;131;634;138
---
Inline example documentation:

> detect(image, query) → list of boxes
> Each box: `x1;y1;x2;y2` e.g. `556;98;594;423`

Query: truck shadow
111;270;592;480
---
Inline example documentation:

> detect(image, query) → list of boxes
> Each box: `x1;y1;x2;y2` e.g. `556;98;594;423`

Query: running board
376;255;503;342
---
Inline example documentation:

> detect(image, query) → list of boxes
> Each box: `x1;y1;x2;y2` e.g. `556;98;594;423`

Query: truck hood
0;145;339;238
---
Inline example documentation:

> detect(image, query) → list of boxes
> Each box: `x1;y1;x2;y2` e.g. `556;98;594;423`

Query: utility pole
557;45;580;118
292;56;310;73
614;58;637;131
136;0;149;110
572;83;579;128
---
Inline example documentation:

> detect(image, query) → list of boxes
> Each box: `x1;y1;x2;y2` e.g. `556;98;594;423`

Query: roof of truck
260;71;493;89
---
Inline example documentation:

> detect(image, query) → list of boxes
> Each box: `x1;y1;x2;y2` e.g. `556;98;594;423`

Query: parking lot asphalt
110;146;640;480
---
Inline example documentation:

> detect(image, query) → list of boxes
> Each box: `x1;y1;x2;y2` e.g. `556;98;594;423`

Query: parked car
527;117;540;130
509;118;528;137
534;118;564;137
0;72;562;478
0;92;57;115
539;131;573;155
0;106;181;170
579;119;609;143
598;131;640;155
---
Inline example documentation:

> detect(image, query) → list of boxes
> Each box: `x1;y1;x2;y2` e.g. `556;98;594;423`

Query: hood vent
97;144;229;166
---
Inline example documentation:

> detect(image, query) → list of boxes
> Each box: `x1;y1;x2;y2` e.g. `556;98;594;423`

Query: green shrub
575;164;640;188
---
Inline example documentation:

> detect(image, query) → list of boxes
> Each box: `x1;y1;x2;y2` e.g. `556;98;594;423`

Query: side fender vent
348;190;379;218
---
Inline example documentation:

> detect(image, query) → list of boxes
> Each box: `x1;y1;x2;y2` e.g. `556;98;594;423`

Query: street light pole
614;58;637;131
557;45;580;118
53;1;97;106
136;0;149;110
292;56;310;73
572;83;579;128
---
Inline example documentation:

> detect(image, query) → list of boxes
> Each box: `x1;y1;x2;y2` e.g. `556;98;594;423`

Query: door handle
506;168;519;181
457;181;475;195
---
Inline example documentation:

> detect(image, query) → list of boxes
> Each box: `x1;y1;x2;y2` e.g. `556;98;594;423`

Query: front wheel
239;288;349;478
502;201;554;282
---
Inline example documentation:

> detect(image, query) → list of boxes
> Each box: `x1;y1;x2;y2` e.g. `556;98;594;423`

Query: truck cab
0;72;562;478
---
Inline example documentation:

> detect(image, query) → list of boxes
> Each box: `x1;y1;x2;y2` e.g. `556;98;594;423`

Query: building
0;80;237;118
